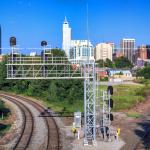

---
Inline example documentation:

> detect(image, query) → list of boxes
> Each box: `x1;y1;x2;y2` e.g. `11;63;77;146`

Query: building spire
64;16;68;24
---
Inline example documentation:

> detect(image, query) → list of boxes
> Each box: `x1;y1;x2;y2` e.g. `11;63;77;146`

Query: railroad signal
107;85;113;95
107;113;113;121
108;98;113;108
10;37;16;46
41;41;47;47
107;85;114;122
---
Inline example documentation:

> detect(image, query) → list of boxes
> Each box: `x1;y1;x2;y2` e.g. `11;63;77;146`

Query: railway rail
1;95;34;150
0;93;61;150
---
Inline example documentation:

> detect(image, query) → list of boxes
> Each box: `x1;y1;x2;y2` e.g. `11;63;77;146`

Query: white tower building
62;17;71;58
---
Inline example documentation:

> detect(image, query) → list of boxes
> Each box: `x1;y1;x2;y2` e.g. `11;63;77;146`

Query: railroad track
134;125;150;150
0;93;61;150
1;95;34;150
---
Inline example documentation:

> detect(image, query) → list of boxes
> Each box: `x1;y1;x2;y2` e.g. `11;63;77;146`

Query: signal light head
107;85;113;95
10;37;16;46
41;41;47;47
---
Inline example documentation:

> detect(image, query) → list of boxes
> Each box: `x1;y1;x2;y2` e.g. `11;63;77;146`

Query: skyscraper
95;43;113;61
106;42;115;53
121;38;135;62
0;25;1;55
146;45;150;59
137;45;147;60
62;17;71;58
62;17;94;61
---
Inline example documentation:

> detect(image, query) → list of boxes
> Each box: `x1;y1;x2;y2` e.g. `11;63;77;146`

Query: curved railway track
1;95;34;150
0;93;61;150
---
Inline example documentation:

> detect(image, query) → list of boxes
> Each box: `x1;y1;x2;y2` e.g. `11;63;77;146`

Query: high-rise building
95;43;113;61
62;17;71;58
116;51;123;58
121;38;135;62
0;25;1;55
137;45;147;60
70;40;94;61
62;17;94;61
146;45;150;59
106;42;115;53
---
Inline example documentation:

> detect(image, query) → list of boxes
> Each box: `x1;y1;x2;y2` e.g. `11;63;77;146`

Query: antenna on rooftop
86;3;90;62
86;4;89;44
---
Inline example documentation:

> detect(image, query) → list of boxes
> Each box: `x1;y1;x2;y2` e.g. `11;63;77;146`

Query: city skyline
1;0;150;54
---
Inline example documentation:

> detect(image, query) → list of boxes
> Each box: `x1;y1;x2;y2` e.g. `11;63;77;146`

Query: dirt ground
113;96;150;149
0;101;18;145
1;94;150;149
61;96;150;149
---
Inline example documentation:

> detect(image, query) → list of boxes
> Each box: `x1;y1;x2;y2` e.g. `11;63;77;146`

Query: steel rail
0;92;61;150
1;95;34;150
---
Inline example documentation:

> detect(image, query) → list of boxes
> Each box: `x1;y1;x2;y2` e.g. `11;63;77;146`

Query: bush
137;66;150;79
100;77;108;81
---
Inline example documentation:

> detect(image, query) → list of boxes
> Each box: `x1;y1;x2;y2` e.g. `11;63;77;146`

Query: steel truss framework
6;47;96;144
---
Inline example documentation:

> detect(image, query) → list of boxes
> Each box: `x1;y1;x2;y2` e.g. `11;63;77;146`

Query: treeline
137;65;150;79
0;49;84;111
96;57;133;68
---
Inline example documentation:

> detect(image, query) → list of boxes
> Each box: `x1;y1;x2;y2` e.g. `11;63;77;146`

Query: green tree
51;48;66;57
114;57;133;68
0;56;14;90
49;80;58;101
96;59;104;67
96;59;114;68
104;58;114;68
0;49;84;111
137;66;150;79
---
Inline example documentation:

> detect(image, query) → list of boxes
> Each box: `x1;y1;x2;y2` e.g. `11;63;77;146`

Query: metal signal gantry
6;46;96;145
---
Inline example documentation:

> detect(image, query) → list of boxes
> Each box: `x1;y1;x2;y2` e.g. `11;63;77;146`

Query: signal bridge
6;39;97;145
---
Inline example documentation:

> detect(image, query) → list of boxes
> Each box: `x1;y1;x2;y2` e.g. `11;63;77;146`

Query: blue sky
0;0;150;53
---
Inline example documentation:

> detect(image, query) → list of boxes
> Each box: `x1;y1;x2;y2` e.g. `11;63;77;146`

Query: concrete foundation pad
72;138;125;150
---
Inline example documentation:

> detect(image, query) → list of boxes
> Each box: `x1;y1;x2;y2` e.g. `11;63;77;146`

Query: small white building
108;69;133;80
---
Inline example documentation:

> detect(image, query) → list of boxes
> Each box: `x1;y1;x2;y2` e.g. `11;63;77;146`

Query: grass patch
99;84;146;111
2;83;149;113
22;84;148;112
20;92;84;113
0;124;11;137
44;100;83;113
126;112;142;118
0;100;11;120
